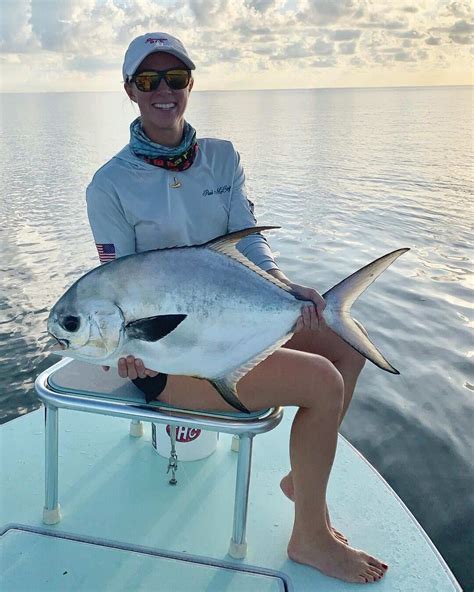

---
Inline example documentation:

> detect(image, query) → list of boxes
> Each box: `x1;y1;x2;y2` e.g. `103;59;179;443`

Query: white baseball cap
122;32;196;81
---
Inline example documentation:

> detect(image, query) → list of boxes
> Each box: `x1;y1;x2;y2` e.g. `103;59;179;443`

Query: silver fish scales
47;227;409;412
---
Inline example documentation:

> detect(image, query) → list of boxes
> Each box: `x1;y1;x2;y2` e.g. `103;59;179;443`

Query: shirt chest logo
202;185;231;197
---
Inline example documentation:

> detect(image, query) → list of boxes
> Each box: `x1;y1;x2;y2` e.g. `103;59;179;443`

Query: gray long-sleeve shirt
86;138;278;271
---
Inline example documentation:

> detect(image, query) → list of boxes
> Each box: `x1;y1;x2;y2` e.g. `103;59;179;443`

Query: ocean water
0;86;472;588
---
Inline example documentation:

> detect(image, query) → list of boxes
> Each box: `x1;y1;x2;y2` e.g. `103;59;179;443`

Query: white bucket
152;423;218;461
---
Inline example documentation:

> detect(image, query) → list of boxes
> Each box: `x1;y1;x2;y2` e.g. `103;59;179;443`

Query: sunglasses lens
133;70;190;92
165;69;191;90
134;73;159;92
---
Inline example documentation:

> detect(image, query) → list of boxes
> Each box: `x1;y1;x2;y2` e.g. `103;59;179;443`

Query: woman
86;32;388;584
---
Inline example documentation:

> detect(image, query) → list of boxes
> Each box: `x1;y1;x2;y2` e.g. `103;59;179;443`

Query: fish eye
60;315;81;333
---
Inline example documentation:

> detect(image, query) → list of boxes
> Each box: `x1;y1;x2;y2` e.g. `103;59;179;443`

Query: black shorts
132;373;168;403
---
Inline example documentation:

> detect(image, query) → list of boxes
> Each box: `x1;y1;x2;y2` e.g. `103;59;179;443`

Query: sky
0;0;472;92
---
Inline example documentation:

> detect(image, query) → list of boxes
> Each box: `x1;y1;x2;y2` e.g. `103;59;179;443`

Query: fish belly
118;307;298;379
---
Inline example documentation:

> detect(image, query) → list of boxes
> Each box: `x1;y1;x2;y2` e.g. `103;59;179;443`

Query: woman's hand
266;269;326;333
102;356;159;379
289;282;326;333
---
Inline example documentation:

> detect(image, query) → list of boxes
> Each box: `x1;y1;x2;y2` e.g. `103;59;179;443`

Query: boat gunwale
340;436;462;591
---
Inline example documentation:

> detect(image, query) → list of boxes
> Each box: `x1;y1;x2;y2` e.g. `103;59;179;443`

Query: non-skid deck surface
1;526;288;591
1;405;460;591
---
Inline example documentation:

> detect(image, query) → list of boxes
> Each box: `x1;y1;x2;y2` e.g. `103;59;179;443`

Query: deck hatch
1;525;292;591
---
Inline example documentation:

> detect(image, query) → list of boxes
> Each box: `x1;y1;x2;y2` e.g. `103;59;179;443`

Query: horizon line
0;83;472;95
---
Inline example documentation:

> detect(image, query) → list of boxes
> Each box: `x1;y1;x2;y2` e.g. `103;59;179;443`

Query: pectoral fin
125;314;187;342
209;378;250;414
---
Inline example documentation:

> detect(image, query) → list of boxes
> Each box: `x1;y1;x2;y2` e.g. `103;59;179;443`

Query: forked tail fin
322;248;410;374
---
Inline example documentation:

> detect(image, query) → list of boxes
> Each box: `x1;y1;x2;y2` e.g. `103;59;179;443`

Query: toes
360;573;375;583
333;532;348;545
365;572;376;583
367;566;384;579
358;556;387;583
330;528;348;544
367;555;387;571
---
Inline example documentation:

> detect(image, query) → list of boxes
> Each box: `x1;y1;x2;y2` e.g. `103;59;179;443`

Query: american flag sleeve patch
96;243;116;264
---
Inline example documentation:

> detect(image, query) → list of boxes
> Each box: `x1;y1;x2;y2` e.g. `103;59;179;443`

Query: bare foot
280;473;349;545
288;529;388;583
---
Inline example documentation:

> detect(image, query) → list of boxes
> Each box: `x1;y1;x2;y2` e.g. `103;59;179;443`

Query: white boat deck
1;386;461;591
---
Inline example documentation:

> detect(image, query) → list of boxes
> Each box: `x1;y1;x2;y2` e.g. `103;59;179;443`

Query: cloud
430;18;474;45
329;29;361;41
339;41;356;54
299;0;359;25
284;43;315;59
67;55;118;72
449;33;472;44
448;20;474;44
311;56;337;67
313;39;334;55
189;0;243;26
360;19;407;30
0;0;38;52
394;50;416;62
350;55;364;66
0;0;472;91
444;2;471;18
245;0;275;12
392;30;424;39
0;54;22;64
425;36;441;46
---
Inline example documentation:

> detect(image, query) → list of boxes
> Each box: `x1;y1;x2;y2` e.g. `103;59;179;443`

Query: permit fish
47;227;409;413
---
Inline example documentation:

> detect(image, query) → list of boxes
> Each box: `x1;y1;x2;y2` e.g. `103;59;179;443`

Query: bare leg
158;347;387;583
279;473;348;544
284;322;366;420
280;323;366;541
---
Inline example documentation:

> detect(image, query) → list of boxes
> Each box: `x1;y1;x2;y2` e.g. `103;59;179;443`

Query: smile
152;103;176;110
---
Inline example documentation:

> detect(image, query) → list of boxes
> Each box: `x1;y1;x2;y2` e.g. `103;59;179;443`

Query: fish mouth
47;332;69;351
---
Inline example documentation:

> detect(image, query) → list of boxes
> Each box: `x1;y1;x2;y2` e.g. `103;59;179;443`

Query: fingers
120;356;139;379
296;304;323;332
134;358;148;379
295;316;304;333
288;283;326;332
117;356;154;379
118;357;129;378
307;291;326;323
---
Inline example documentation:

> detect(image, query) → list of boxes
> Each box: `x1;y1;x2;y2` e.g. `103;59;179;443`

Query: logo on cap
146;37;168;45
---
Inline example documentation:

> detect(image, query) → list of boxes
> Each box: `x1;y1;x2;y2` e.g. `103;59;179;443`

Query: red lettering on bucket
166;425;201;443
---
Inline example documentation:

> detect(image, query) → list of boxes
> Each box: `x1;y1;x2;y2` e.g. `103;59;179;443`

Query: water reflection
0;87;472;589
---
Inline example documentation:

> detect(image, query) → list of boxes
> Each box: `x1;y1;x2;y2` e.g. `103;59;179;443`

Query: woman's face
125;52;193;146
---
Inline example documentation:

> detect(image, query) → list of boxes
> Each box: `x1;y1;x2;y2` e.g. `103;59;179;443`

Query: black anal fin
209;378;250;414
125;314;187;342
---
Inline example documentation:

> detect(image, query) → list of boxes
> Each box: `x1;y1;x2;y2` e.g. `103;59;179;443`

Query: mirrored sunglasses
131;68;191;92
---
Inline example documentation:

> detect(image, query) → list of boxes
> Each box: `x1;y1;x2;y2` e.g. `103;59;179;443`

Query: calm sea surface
0;87;472;588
